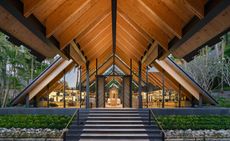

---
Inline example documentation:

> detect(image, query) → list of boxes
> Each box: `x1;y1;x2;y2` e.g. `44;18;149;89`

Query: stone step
82;111;148;114
77;117;150;120
70;124;158;129
78;139;154;141
67;128;162;134
88;108;146;111
78;139;160;141
66;133;162;140
79;113;149;117
66;109;162;141
77;120;152;124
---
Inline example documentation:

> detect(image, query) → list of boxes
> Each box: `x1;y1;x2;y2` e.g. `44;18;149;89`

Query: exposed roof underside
1;0;230;106
1;0;230;64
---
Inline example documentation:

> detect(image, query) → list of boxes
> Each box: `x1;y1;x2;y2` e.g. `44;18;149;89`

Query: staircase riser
79;114;148;116
81;112;149;114
82;109;148;111
70;126;158;129
73;121;155;125
68;131;161;134
66;136;162;140
74;117;149;122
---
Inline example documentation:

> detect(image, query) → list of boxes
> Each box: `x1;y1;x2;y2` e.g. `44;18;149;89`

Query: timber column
138;61;142;108
162;70;165;108
86;61;90;108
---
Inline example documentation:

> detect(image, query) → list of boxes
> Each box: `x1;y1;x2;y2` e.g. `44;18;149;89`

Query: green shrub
157;115;230;130
0;115;71;129
217;97;230;107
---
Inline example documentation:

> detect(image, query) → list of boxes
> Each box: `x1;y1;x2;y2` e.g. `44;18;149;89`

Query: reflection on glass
145;90;191;108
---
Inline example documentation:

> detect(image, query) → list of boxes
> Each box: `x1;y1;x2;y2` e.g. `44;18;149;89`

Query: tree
183;54;221;92
0;32;54;107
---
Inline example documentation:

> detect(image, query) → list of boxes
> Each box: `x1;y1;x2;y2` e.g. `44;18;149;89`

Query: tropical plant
0;32;54;107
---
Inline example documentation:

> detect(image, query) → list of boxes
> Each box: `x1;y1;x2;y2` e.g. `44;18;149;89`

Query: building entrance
96;75;132;108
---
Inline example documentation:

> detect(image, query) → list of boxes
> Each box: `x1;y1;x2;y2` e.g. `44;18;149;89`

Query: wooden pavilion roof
1;0;229;67
1;0;229;106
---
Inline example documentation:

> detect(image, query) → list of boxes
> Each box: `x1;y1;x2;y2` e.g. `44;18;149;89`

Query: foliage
0;115;71;129
217;97;230;107
0;32;54;107
157;115;230;130
181;47;222;92
175;32;230;92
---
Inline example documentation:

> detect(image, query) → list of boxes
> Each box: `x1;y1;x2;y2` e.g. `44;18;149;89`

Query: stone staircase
65;109;164;141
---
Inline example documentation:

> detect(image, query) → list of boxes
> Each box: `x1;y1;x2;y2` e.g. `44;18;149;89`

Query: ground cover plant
0;115;71;129
157;115;230;130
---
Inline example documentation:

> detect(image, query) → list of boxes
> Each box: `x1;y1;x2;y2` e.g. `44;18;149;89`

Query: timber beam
141;41;158;66
169;0;230;52
70;41;87;65
0;0;68;59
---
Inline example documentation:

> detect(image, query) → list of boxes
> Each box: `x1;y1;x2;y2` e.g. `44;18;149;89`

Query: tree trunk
221;37;225;94
30;56;34;83
2;81;10;108
0;62;7;107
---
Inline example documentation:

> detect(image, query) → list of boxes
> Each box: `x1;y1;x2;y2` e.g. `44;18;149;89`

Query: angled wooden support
23;0;46;17
70;41;86;65
199;93;203;107
28;59;74;101
184;0;206;19
154;57;217;105
141;41;158;65
25;94;29;108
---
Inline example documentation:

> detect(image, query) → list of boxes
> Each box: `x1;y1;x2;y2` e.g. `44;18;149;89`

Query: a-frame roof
1;0;230;66
1;0;229;106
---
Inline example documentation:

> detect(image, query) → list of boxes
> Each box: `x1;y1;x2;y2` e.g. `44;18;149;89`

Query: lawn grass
0;115;71;129
157;115;230;130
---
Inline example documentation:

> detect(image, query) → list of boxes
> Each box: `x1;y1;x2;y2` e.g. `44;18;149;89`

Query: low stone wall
0;138;62;141
165;129;230;138
0;128;63;138
0;128;64;141
151;108;230;115
0;108;76;115
0;107;230;116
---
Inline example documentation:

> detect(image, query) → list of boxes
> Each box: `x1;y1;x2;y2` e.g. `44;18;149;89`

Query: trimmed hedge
157;115;230;130
0;115;71;129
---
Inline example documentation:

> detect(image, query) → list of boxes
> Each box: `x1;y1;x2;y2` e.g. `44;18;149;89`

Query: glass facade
35;64;192;109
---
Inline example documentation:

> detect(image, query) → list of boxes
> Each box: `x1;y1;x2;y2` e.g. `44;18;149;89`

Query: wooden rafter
118;0;169;50
45;0;95;37
138;0;183;38
86;33;112;60
77;12;111;46
59;0;111;49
